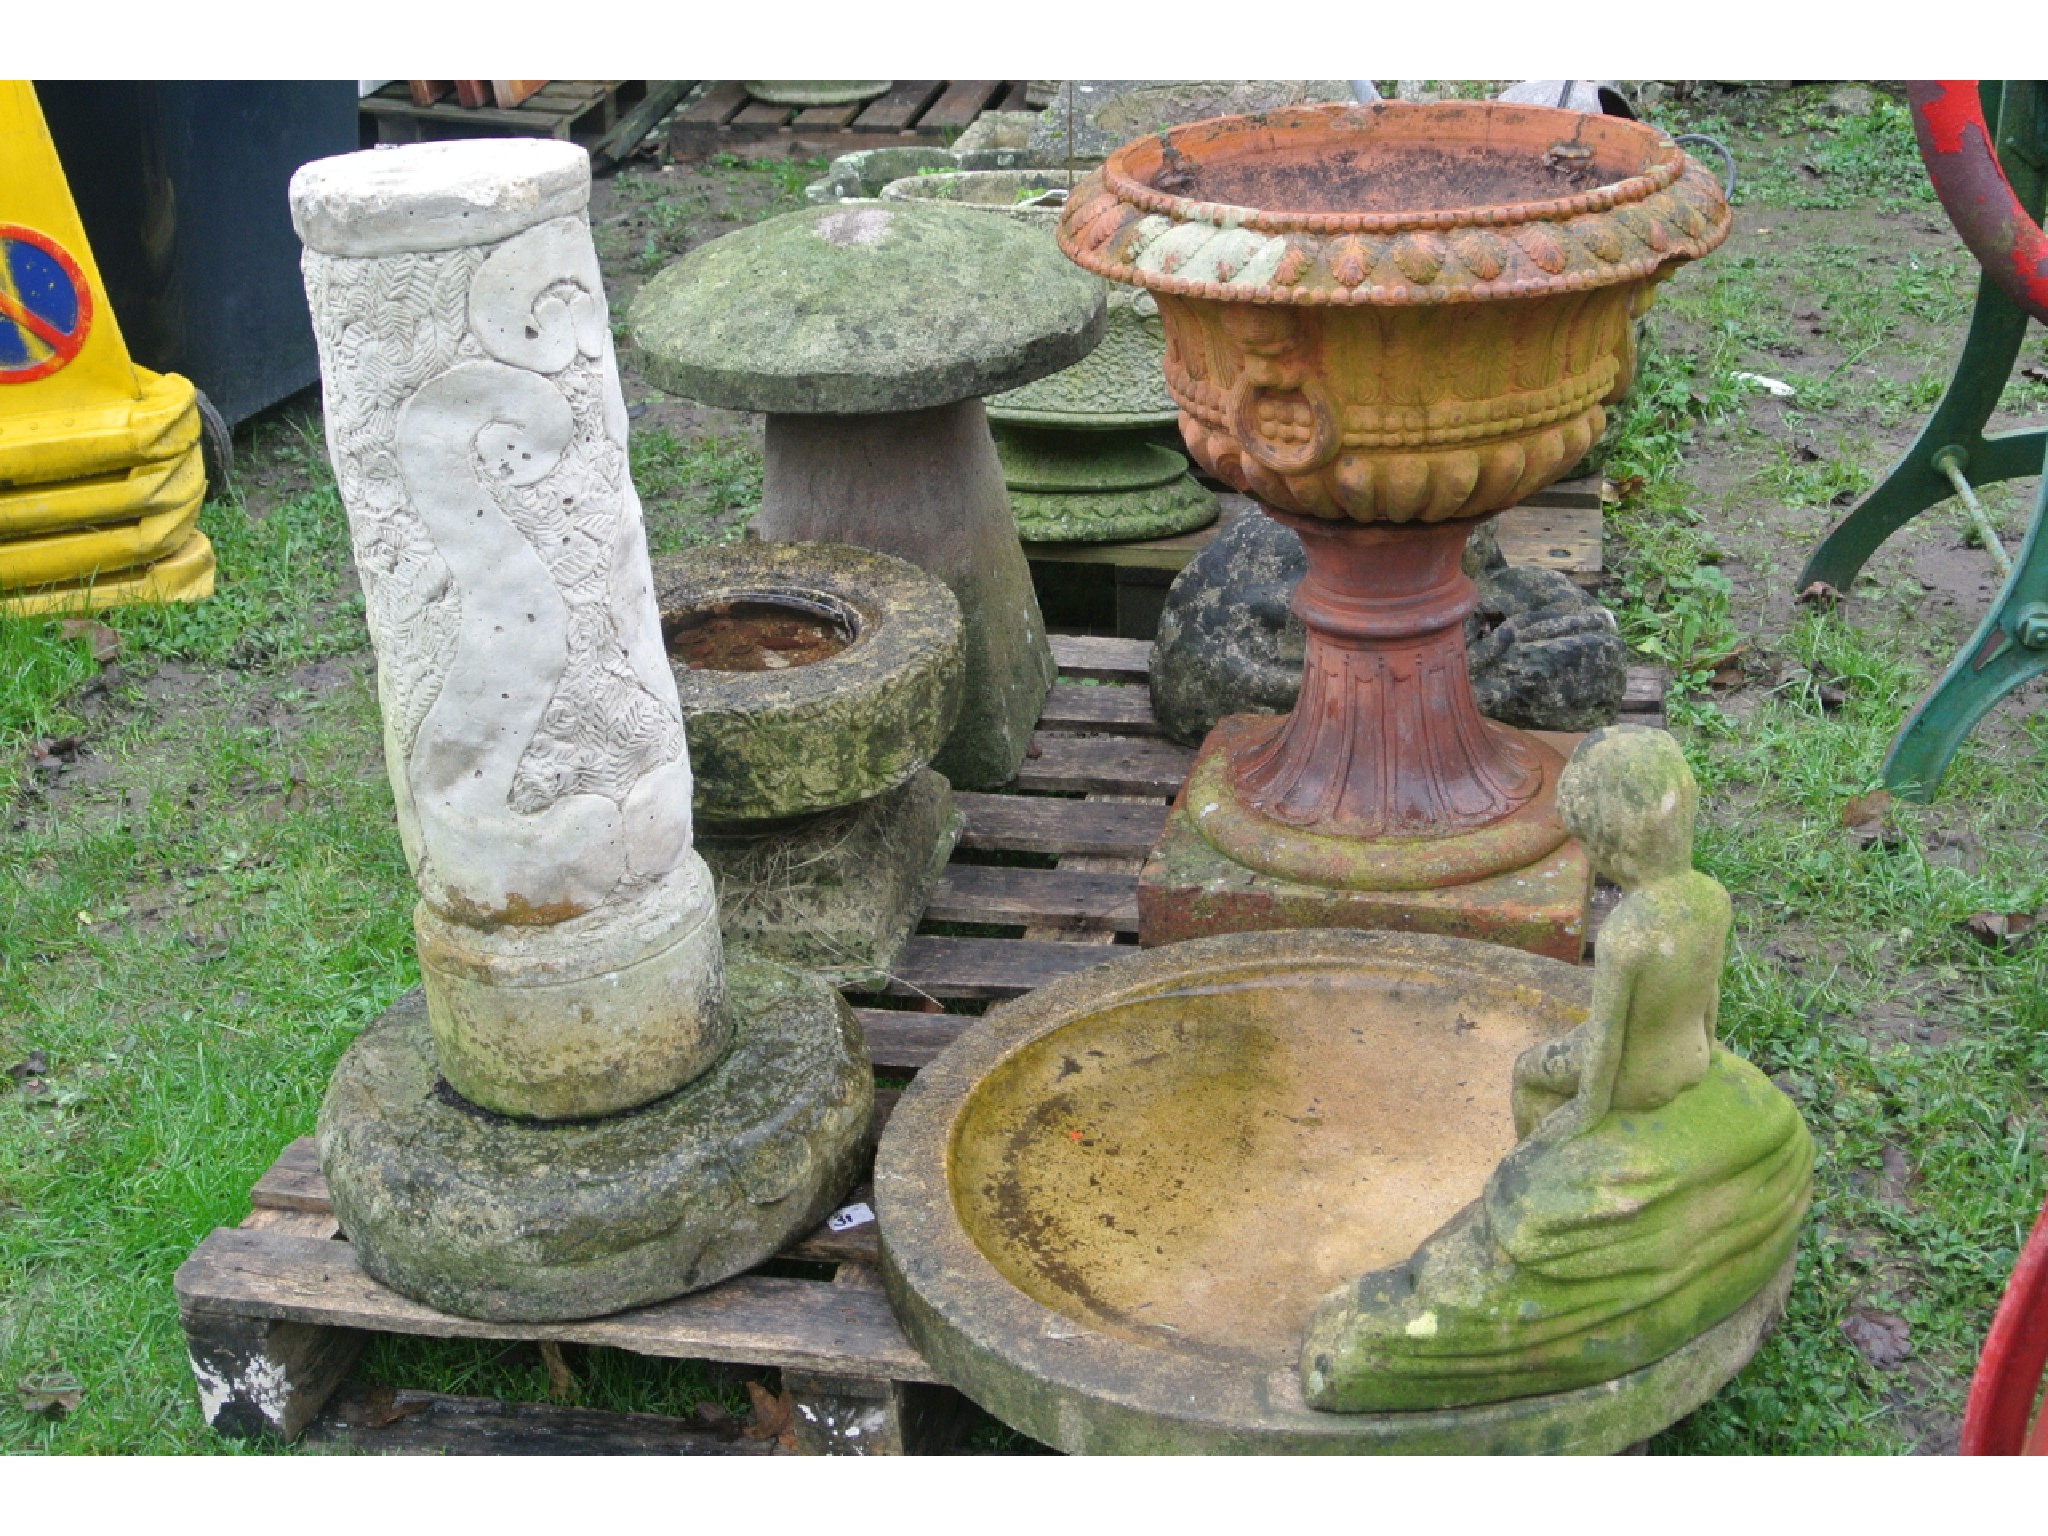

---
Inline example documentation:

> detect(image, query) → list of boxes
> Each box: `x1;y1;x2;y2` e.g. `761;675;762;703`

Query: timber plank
852;81;944;130
177;1227;935;1381
1037;681;1160;736
734;100;795;128
850;1007;973;1073
793;102;865;129
1048;632;1151;683
883;935;1119;1000
954;791;1166;857
1014;733;1193;796
304;1385;777;1456
678;81;749;125
1621;667;1665;712
921;81;1002;129
251;1137;328;1213
1493;503;1602;581
925;864;1138;932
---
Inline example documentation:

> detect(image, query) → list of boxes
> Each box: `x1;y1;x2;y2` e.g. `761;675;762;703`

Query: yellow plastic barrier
1;80;213;612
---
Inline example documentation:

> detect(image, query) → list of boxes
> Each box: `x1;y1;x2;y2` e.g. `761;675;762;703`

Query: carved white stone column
292;141;723;1120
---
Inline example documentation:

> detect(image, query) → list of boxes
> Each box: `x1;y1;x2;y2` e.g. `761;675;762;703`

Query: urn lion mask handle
1057;101;1732;953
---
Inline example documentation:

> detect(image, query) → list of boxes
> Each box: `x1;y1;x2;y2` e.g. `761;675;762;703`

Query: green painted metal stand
1797;82;2048;798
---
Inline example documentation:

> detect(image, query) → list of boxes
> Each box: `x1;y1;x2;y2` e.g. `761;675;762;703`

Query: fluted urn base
1136;508;1592;957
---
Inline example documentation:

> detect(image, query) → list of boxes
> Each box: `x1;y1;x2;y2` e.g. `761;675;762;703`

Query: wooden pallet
360;80;690;167
667;81;1032;162
174;636;1665;1454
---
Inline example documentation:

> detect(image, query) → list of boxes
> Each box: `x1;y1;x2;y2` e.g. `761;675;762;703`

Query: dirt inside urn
663;594;857;672
1152;139;1638;217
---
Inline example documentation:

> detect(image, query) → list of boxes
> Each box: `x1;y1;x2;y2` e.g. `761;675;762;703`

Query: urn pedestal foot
1138;716;1593;959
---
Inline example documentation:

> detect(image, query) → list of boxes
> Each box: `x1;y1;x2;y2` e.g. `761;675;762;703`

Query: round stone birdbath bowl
1056;103;1728;945
876;928;1792;1453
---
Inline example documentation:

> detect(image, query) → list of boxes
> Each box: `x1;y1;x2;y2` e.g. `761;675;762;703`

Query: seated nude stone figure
1299;725;1814;1412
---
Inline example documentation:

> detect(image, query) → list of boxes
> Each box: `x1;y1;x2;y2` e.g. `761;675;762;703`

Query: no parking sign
0;223;93;384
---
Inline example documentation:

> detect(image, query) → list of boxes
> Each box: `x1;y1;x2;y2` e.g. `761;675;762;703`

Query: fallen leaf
17;1374;82;1418
1793;443;1822;463
356;1383;432;1429
2023;363;2048;385
56;620;121;664
1839;789;1896;852
1878;1144;1914;1209
1841;1307;1911;1369
1797;581;1843;609
1604;474;1645;504
741;1380;795;1449
1963;910;2039;950
7;1051;47;1082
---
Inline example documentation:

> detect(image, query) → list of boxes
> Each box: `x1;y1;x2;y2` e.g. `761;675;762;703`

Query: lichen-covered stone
699;769;960;989
805;146;960;204
652;542;964;821
319;956;872;1322
628;202;1106;415
1149;510;1627;744
741;81;890;107
1027;80;1354;166
1010;476;1217;544
949;111;1041;169
753;403;1056;790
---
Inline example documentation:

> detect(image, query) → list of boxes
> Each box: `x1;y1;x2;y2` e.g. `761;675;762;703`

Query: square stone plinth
698;769;960;990
1138;802;1593;962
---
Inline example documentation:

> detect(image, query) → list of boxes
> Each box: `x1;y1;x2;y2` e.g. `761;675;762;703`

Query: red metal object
1961;1189;2048;1454
1908;81;2048;325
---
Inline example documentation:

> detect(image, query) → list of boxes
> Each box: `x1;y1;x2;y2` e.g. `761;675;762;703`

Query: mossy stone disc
628;202;1106;415
318;955;871;1322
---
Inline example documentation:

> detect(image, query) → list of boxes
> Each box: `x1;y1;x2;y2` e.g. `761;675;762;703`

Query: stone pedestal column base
414;853;725;1121
698;769;962;990
318;954;872;1323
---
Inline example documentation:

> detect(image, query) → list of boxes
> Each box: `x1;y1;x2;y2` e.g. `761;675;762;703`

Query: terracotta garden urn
1056;101;1729;953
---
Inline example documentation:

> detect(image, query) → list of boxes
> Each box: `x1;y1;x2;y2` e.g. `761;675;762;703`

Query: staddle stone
629;203;1106;788
629;203;1105;416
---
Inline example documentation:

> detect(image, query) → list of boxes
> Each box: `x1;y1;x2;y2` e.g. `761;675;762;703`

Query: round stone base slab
318;954;872;1322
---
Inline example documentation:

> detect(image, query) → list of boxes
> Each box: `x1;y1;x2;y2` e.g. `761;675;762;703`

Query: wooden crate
668;81;1032;162
174;636;1664;1454
359;80;691;168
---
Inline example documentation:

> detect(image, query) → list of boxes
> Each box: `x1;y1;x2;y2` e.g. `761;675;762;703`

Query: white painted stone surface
294;141;724;1118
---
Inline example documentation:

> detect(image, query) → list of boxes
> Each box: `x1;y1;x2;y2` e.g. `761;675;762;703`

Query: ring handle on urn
1229;377;1342;476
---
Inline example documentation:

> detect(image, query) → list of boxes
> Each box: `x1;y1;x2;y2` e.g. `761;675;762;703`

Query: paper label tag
827;1202;875;1233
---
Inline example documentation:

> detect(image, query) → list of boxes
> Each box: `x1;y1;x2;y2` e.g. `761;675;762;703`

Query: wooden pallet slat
850;1007;973;1073
953;790;1167;858
678;81;750;125
1046;633;1152;683
882;934;1120;1000
924;863;1139;931
1014;732;1194;796
733;99;796;128
851;81;944;131
1037;681;1161;736
178;1226;935;1380
921;81;1003;130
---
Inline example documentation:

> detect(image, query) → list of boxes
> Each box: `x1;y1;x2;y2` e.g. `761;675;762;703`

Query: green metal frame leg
1797;287;2042;593
1885;445;2048;798
1798;81;2048;594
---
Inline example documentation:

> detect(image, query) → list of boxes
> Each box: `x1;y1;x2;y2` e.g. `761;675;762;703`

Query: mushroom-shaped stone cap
628;202;1107;415
290;139;590;258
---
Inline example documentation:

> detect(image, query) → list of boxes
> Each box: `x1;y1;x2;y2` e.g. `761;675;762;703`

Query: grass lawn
3;88;2046;1454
